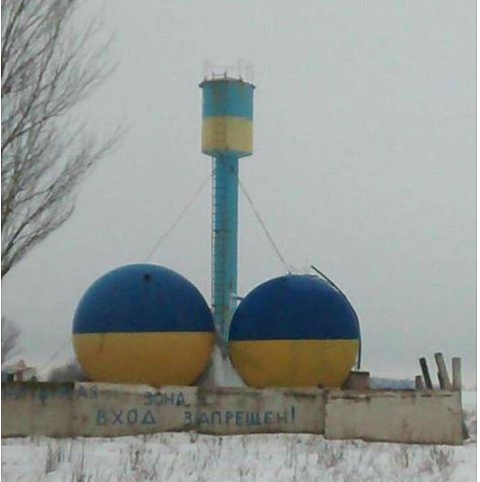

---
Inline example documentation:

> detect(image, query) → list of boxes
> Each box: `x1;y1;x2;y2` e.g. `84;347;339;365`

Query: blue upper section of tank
200;79;254;119
73;264;214;334
229;275;360;341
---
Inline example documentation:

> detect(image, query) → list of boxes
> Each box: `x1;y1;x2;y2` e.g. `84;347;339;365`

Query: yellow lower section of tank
202;116;253;156
229;339;359;388
73;332;215;386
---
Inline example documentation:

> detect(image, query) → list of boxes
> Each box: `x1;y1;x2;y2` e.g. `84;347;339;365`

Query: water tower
199;62;255;342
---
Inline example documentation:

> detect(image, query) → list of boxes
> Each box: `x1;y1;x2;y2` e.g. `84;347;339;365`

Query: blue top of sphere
229;275;360;341
73;264;214;334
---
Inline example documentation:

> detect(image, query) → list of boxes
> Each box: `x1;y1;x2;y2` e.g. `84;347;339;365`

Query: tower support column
212;155;239;340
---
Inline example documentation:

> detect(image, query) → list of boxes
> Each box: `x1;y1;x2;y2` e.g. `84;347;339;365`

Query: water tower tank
72;264;215;386
200;78;254;158
229;275;360;388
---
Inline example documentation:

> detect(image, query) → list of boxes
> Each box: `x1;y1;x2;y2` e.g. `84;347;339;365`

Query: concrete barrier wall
1;382;463;445
2;383;324;438
2;382;197;437
2;383;78;438
325;390;464;445
197;387;325;435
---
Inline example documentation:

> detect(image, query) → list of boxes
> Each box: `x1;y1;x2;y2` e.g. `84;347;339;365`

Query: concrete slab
73;383;197;437
325;390;463;445
2;382;197;438
2;383;464;445
2;382;76;437
197;387;325;435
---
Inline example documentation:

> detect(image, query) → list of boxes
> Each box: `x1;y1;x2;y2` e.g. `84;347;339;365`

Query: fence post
419;358;433;389
451;357;468;439
452;357;462;392
434;352;452;390
437;372;445;389
415;375;425;390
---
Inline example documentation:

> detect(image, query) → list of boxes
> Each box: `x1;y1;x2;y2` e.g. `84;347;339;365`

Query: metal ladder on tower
211;162;227;321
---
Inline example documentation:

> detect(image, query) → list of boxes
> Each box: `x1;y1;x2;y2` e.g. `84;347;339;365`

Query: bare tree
1;0;119;277
1;317;21;364
48;357;89;382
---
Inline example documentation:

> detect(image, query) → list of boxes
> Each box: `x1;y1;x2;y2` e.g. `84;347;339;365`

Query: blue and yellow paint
229;275;360;388
72;264;215;387
200;78;255;342
200;79;254;158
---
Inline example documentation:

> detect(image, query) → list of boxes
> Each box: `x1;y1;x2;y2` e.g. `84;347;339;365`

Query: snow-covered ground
2;392;476;482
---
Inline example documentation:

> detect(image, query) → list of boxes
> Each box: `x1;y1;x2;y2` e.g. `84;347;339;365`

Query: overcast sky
2;1;476;383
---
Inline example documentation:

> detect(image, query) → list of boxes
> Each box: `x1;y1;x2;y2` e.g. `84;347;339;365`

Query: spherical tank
72;264;215;386
229;275;360;388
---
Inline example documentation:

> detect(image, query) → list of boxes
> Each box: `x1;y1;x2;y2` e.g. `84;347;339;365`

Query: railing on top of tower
202;60;254;84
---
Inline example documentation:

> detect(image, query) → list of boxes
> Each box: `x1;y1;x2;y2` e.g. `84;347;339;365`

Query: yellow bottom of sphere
229;339;359;388
73;331;215;386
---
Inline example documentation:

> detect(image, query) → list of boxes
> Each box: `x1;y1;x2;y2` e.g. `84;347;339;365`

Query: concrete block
343;371;370;390
2;382;464;444
73;383;197;437
197;387;325;435
2;382;76;437
2;382;198;438
325;390;463;445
